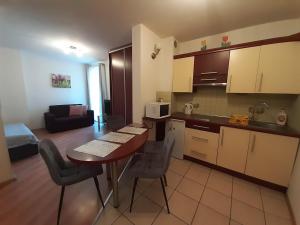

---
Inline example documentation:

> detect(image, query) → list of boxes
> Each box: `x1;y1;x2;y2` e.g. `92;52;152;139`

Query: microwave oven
146;102;171;119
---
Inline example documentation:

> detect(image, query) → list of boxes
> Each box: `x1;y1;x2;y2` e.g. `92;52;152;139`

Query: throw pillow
82;105;88;115
69;105;83;116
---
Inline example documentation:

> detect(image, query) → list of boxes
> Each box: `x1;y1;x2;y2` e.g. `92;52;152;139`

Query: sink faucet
249;102;270;120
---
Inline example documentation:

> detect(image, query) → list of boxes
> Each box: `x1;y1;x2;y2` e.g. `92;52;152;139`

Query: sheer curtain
87;63;108;122
87;65;102;121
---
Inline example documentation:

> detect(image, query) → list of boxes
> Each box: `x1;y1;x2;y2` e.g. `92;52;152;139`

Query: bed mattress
4;123;39;149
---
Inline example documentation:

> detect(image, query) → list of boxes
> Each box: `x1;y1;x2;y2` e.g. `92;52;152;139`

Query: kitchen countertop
172;112;300;138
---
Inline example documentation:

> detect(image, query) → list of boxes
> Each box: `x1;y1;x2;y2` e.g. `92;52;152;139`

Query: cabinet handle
259;73;264;92
200;78;217;81
200;72;218;75
220;128;224;146
251;134;256;152
192;136;208;143
227;75;232;92
193;125;210;130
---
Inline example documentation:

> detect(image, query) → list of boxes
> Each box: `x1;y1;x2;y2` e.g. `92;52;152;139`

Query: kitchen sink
248;120;285;130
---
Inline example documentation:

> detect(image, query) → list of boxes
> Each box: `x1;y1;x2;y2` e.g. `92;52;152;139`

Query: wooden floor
0;125;123;225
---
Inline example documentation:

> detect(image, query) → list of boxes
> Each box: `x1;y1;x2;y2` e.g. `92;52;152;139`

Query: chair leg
93;176;105;208
57;186;65;225
130;177;138;212
160;177;170;214
163;174;168;186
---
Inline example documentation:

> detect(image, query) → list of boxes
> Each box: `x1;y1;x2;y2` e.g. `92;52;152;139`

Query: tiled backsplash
173;87;297;123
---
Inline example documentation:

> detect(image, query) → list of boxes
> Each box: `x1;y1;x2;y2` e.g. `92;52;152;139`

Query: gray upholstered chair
39;139;105;225
127;130;175;213
105;115;125;131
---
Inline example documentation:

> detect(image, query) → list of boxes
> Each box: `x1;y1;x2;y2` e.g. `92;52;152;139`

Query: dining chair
127;130;175;213
105;115;125;131
39;139;105;225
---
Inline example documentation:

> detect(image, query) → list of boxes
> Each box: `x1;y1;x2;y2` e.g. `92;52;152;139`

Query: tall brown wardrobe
109;45;132;124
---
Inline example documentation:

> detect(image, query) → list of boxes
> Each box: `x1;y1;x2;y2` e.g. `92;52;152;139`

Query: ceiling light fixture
52;40;90;57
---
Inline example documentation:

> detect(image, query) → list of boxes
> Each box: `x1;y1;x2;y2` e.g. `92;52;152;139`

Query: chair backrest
39;139;66;185
161;130;176;173
106;115;125;131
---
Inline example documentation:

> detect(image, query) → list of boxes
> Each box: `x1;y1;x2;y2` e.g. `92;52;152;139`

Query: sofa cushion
55;115;89;123
49;104;81;117
69;105;84;116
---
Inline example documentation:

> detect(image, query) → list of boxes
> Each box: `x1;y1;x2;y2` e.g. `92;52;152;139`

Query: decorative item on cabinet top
201;40;207;51
221;35;231;48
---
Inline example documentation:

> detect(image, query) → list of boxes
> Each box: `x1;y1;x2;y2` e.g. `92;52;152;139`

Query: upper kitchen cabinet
257;42;300;94
226;47;261;93
172;57;194;92
193;51;230;86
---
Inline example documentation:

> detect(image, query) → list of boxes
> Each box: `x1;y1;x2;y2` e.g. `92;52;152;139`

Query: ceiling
0;0;300;63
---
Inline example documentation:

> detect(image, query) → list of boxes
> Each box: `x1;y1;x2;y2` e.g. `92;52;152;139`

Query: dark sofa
44;104;94;133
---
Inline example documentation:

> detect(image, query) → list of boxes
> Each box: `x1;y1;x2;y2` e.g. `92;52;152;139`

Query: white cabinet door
185;128;219;164
245;131;299;186
167;119;185;159
227;47;260;93
257;42;300;94
217;127;251;173
172;57;194;92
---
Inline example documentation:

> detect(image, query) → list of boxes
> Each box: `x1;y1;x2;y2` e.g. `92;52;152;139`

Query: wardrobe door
110;50;125;120
124;47;132;124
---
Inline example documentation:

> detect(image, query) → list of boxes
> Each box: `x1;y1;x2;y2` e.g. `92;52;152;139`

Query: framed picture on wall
51;74;71;88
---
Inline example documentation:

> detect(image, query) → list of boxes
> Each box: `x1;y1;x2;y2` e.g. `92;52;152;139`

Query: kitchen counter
172;112;300;138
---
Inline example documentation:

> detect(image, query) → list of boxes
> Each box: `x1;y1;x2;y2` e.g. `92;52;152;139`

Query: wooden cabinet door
110;47;132;125
217;127;251;173
193;51;230;85
257;42;300;94
227;47;260;93
110;50;125;120
245;132;299;186
172;57;194;92
124;47;132;124
184;128;219;164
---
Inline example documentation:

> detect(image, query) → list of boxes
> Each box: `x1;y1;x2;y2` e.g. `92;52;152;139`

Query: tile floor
96;158;294;225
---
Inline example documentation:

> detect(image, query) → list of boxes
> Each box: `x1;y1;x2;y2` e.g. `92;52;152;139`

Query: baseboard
184;155;287;192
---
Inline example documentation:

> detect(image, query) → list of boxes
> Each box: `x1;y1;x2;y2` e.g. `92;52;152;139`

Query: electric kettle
184;103;193;115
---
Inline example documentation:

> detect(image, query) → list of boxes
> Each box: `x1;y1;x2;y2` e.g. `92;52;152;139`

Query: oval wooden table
66;128;149;208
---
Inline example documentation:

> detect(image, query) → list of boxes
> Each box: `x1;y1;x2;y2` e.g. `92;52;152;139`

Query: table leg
106;163;111;180
111;161;119;207
97;116;100;131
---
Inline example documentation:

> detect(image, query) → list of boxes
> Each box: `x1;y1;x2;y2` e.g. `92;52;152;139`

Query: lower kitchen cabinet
184;128;219;164
245;131;299;186
217;127;250;173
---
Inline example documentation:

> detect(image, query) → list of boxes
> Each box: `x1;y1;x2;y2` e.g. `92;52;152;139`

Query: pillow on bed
69;105;83;116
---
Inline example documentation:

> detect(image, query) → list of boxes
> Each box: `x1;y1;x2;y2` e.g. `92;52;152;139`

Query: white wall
21;51;87;129
0;110;14;184
157;36;175;92
132;24;174;123
175;18;300;55
0;47;88;129
0;47;29;124
132;24;160;123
